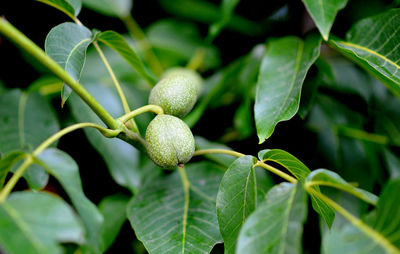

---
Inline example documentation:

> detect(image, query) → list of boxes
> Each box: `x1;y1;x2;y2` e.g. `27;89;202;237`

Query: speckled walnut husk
145;114;195;169
148;74;198;118
162;67;203;96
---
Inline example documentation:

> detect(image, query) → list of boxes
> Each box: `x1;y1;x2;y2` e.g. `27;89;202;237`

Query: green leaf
216;156;257;254
36;148;104;253
258;149;335;228
329;9;400;97
0;191;84;254
305;169;378;205
207;0;240;42
321;57;374;101
158;0;262;36
298;76;320;119
184;56;244;127
234;97;254;139
0;151;26;188
302;0;348;40
323;180;400;254
236;183;307;254
128;162;224;254
0;90;59;154
37;0;82;19
146;19;220;70
28;76;63;96
0;90;59;189
255;35;321;143
82;0;132;18
45;22;92;104
98;194;130;252
96;31;158;85
195;136;237;167
68;83;141;192
383;149;400;180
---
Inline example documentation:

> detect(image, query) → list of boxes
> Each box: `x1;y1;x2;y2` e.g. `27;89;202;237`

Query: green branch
193;149;298;183
306;188;400;254
0;18;119;130
0;123;121;202
118;105;164;123
93;41;139;133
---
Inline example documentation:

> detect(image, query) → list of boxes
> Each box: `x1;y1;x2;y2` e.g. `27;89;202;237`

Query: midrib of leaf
1;202;47;253
64;38;92;74
309;194;331;225
37;0;75;20
336;41;400;71
271;40;304;134
179;167;190;254
310;189;400;254
318;0;325;27
242;170;252;224
307;180;377;205
18;92;28;149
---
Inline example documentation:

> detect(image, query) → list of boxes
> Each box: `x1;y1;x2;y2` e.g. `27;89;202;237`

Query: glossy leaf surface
255;35;320;143
323;180;400;254
0;191;83;254
302;0;348;40
37;148;103;253
45;22;92;104
330;9;400;97
258;149;335;227
236;183;307;254
128;162;224;254
305;169;378;205
217;156;257;254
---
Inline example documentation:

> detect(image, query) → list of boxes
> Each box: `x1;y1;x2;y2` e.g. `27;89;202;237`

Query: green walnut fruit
149;70;201;118
145;114;195;169
162;67;203;95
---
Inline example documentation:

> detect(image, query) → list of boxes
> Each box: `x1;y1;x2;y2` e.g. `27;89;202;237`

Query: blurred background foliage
1;0;400;253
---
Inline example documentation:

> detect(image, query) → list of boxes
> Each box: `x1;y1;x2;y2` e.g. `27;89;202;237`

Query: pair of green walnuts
145;68;202;169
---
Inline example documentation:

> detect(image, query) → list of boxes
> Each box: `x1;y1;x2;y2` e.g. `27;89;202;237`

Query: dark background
0;0;395;253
